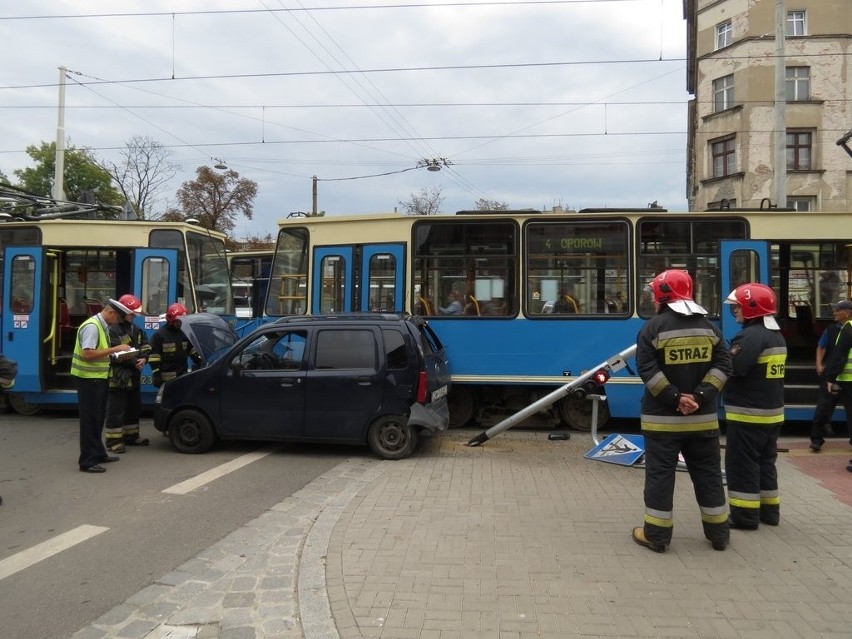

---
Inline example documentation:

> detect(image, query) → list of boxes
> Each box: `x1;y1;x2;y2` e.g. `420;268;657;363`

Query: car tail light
416;370;428;404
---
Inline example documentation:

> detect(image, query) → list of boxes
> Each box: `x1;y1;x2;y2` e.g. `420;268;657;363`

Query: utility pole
312;175;317;215
773;0;787;208
52;66;67;202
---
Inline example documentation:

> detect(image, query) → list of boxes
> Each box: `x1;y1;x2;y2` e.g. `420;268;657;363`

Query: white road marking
0;524;109;581
162;448;275;495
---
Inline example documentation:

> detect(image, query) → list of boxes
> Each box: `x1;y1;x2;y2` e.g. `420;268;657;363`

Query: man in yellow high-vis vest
72;298;133;473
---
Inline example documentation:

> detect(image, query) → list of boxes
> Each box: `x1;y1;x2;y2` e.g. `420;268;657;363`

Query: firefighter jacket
149;323;201;387
825;320;852;383
107;320;151;391
636;306;732;437
722;319;787;426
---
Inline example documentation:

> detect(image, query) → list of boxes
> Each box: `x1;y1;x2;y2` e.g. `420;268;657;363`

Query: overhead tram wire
261;0;477;200
0;1;648;21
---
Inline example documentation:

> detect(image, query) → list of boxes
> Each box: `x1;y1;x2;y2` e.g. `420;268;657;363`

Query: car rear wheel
367;416;418;460
169;409;216;454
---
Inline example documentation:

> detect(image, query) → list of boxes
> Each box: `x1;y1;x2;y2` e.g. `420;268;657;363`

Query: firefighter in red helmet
104;294;151;453
149;303;200;388
723;283;787;530
632;269;732;553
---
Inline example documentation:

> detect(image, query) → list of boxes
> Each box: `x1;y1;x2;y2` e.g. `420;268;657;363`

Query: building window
711;136;736;177
713;75;734;112
787;11;806;36
715;21;732;49
788;197;815;212
786;67;810;101
786;130;812;170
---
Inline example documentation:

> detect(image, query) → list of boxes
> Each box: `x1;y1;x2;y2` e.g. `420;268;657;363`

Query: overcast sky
0;0;689;238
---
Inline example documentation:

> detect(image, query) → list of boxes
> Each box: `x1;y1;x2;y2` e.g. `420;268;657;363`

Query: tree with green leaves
14;141;122;206
172;166;258;234
399;186;444;216
101;135;178;219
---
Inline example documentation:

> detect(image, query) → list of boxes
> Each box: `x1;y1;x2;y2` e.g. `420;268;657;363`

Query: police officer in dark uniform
823;299;852;471
723;283;787;530
632;269;732;553
149;303;201;388
810;301;847;451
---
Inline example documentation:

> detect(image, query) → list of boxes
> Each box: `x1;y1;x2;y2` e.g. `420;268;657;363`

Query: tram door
0;247;179;395
311;244;405;314
1;247;46;392
720;240;770;345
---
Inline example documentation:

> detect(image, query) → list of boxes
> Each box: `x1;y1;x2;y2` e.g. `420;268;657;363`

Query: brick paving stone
65;432;852;639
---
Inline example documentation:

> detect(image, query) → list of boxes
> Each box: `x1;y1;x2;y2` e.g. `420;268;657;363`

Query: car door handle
357;376;372;385
280;378;301;387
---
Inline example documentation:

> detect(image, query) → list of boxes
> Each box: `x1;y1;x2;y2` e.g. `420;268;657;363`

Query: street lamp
212;158;228;170
311;158;451;215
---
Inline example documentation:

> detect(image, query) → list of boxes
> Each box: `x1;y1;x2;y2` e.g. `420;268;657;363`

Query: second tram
261;208;851;430
0;217;233;414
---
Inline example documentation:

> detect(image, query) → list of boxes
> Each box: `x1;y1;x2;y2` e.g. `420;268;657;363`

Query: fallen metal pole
466;343;637;446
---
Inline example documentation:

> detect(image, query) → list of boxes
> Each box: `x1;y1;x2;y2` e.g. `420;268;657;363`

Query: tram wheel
9;394;43;416
557;395;610;432
447;386;476;429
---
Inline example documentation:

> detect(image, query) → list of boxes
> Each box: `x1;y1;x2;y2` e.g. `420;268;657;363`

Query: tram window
266;228;308;316
10;255;35;314
320;255;346;313
142;256;170;317
151;230;193;312
637;218;747;318
368;254;396;311
187;232;232;315
63;250;118;314
526;221;629;317
413;221;516;317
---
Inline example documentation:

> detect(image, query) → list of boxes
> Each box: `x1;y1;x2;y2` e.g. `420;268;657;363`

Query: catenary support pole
466;344;637;446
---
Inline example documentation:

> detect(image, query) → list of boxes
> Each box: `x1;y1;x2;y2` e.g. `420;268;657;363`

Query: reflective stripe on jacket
636;307;732;436
71;316;110;379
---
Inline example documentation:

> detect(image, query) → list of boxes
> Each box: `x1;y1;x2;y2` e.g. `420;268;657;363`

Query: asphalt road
0;410;352;639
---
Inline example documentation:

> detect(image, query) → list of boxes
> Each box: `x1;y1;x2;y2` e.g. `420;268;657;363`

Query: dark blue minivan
154;313;451;460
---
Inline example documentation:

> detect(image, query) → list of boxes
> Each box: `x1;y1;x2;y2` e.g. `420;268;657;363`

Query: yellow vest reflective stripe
838;321;852;382
71;316;110;378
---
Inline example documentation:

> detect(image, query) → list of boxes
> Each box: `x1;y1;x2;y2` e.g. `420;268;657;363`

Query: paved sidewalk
72;430;852;639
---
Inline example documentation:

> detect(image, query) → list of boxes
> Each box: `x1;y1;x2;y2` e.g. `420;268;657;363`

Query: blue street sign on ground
584;433;645;466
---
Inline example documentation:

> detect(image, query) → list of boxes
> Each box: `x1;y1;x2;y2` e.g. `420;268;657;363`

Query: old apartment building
685;0;852;211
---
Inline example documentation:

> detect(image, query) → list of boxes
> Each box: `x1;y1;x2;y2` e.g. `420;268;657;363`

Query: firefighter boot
631;527;665;553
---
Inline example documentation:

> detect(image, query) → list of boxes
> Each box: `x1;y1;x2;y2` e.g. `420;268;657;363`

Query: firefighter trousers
643;434;729;547
725;421;780;528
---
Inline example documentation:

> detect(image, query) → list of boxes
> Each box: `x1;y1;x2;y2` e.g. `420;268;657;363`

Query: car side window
233;330;307;371
382;329;408;369
315;329;378;370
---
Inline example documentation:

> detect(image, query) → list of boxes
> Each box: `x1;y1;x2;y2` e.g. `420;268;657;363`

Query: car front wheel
367;416;418;460
169;409;216;454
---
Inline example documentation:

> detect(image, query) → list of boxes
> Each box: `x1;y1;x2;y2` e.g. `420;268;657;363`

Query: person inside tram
439;290;464;315
552;287;579;313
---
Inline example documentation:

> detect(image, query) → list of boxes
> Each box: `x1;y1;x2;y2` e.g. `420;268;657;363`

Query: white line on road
162;448;276;495
0;524;109;581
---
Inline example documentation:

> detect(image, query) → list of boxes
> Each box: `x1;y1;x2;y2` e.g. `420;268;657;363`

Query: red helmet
725;283;777;319
118;294;144;315
647;270;693;304
166;303;188;325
